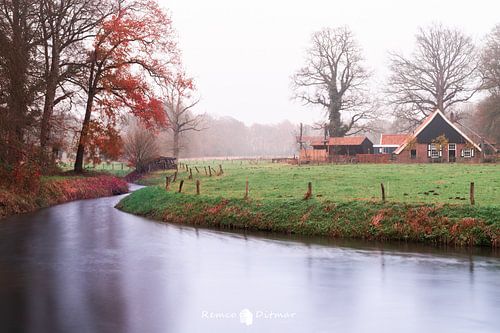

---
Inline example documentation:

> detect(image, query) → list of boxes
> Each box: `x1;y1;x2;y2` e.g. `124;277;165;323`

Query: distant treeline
160;115;298;158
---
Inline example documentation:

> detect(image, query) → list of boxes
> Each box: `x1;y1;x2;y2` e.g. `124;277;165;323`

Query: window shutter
471;149;475;157
461;149;464;157
427;144;431;157
439;148;442;157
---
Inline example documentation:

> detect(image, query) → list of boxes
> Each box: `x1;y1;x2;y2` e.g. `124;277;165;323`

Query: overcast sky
159;0;500;125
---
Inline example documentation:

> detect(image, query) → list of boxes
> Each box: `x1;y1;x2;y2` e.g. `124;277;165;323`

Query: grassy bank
0;174;128;219
117;186;500;247
119;162;500;247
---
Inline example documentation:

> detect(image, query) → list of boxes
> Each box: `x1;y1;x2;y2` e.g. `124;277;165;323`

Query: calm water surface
0;188;499;333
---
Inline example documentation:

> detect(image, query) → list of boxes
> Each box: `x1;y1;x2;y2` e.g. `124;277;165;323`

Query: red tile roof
311;136;368;146
329;136;367;145
380;134;408;145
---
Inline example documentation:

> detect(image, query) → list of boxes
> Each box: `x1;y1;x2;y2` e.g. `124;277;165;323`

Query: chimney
449;111;455;123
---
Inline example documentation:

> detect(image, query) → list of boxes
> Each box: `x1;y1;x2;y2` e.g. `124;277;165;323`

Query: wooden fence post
245;178;249;199
219;164;224;175
304;182;312;200
178;180;184;193
208;166;212;177
196;179;200;195
189;168;193;180
195;166;199;173
204;166;208;176
470;182;475;205
381;183;386;202
172;171;177;182
165;176;170;190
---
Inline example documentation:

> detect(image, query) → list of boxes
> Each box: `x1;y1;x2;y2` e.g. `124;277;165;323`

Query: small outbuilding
374;134;408;154
311;136;374;156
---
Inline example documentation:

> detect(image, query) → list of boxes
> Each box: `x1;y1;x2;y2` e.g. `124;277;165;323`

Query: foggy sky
160;0;500;125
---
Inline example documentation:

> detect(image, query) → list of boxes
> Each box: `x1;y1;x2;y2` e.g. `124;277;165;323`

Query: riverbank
117;186;500;247
0;174;128;219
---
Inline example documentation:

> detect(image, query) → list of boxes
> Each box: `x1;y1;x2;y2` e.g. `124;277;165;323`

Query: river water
0;188;499;333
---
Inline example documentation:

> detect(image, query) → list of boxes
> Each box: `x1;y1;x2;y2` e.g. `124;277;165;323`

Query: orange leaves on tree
77;0;179;166
92;0;176;127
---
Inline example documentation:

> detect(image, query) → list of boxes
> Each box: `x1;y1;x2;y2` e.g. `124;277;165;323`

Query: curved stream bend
0;190;499;333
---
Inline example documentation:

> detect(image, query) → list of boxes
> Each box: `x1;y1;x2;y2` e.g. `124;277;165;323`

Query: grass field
138;161;500;207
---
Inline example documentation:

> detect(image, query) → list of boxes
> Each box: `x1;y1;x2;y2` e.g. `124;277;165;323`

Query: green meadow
137;161;500;207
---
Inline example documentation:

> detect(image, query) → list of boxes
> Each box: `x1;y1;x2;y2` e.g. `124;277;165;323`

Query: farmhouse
393;109;482;163
297;109;494;163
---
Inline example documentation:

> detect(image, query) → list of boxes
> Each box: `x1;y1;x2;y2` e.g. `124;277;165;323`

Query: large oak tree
388;24;480;127
292;27;372;137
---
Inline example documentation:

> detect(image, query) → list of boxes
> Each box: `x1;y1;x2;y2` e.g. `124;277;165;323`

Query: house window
448;143;456;151
428;144;441;158
462;148;474;158
410;149;417;159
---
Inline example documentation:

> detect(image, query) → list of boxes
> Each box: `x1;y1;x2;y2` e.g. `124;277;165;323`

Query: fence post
195;166;199;173
208;166;212;177
304;182;312;200
381;183;386;202
172;171;177;182
165;176;170;190
196;179;200;195
470;182;475;205
245;178;249;199
204;166;208;176
189;168;193;180
219;164;224;175
178;180;184;193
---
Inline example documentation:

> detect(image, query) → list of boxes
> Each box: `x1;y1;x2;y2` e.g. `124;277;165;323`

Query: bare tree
123;122;159;170
38;0;117;167
388;23;480;127
475;24;500;145
480;24;500;95
163;72;204;158
292;27;372;137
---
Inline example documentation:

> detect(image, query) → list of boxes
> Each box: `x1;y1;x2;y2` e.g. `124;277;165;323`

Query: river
0;188;499;333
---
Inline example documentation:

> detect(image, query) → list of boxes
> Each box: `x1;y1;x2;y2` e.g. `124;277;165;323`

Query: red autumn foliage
92;0;176;129
74;0;179;171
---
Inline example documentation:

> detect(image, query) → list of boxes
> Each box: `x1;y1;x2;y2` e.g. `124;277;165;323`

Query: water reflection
0;194;499;333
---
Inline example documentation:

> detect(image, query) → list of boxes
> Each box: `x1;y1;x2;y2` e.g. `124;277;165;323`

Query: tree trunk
328;105;345;137
39;51;60;169
172;130;180;158
74;92;94;173
4;1;30;165
74;59;96;173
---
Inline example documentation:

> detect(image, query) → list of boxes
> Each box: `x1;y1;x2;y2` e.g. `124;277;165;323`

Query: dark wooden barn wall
417;114;466;144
